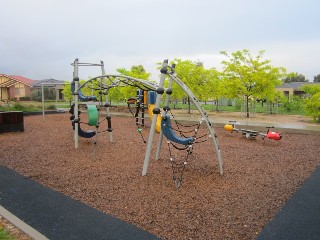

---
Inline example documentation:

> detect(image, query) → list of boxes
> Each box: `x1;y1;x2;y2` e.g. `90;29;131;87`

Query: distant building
31;79;66;101
0;74;35;100
0;74;66;101
276;82;320;99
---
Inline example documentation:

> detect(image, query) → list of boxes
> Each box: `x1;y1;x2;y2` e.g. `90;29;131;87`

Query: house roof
0;74;35;87
276;81;320;90
31;78;65;87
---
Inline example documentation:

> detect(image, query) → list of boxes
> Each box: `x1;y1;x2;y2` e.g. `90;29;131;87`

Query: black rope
126;97;147;144
166;140;194;189
169;109;200;128
98;118;107;125
194;132;209;142
169;141;190;150
137;128;147;143
165;122;197;134
194;138;209;144
165;109;204;141
174;120;200;128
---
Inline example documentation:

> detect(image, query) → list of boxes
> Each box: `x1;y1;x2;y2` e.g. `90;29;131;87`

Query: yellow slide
148;104;162;133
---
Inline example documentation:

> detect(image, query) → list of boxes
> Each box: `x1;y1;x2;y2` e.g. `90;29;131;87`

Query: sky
1;0;319;82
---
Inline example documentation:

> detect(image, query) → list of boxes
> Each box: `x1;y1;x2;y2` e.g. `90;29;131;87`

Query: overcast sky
1;0;319;82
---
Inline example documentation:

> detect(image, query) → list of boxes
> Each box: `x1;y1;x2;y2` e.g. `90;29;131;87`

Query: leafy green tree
62;80;99;103
172;59;219;112
62;81;72;102
284;72;308;83
313;74;320;82
206;70;224;111
281;95;303;112
109;65;152;102
220;49;286;117
301;84;320;122
117;65;151;80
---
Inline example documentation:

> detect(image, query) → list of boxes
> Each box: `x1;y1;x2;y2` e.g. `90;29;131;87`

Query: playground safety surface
0;113;320;239
0;166;160;240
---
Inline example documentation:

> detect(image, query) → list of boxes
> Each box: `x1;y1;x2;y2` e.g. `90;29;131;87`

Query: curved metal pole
84;75;158;91
168;73;223;175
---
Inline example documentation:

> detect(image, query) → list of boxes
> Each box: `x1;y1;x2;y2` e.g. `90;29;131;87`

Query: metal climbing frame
142;60;223;176
72;58;107;148
72;58;223;176
72;59;159;149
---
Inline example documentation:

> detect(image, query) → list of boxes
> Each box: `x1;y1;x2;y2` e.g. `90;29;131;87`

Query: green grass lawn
0;100;306;117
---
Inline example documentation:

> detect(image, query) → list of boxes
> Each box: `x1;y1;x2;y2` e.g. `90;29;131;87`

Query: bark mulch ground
0;113;319;240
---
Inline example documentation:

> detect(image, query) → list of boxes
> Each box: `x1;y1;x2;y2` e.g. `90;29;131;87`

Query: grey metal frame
72;59;158;149
72;58;223;176
142;60;223;176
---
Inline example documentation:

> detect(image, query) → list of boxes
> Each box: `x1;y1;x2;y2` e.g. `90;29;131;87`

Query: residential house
276;81;320;99
0;74;35;100
31;79;66;101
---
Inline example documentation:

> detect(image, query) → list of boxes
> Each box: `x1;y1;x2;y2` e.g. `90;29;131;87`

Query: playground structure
127;89;162;133
224;121;282;140
70;59;223;187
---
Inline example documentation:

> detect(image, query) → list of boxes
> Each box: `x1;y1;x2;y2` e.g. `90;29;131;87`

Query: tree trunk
188;97;191;114
215;99;219;112
246;95;249;118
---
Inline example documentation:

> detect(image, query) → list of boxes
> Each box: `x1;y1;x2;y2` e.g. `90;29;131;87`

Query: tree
301;84;320;122
313;74;320;82
62;80;93;102
109;65;152;102
220;49;286;117
284;72;308;83
172;59;219;113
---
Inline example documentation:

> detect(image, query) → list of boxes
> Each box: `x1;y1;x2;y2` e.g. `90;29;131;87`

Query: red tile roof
9;75;35;86
0;74;35;87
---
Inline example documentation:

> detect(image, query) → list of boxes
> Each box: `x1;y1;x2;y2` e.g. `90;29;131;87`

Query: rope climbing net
161;106;214;189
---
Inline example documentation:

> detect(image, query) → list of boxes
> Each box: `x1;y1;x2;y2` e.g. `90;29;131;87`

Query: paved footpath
0;166;161;240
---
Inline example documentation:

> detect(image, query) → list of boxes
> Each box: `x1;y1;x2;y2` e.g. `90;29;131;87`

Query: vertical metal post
101;61;113;142
41;83;45;121
135;89;140;126
142;60;168;176
155;69;173;160
73;59;79;149
141;90;145;126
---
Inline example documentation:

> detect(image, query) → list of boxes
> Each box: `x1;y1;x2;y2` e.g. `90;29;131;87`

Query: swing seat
161;115;194;145
78;128;96;138
72;121;96;138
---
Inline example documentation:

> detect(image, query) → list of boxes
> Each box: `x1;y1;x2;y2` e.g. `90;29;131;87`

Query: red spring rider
264;127;282;140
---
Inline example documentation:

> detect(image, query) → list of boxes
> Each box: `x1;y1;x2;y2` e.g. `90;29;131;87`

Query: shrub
19;96;31;101
47;105;56;110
